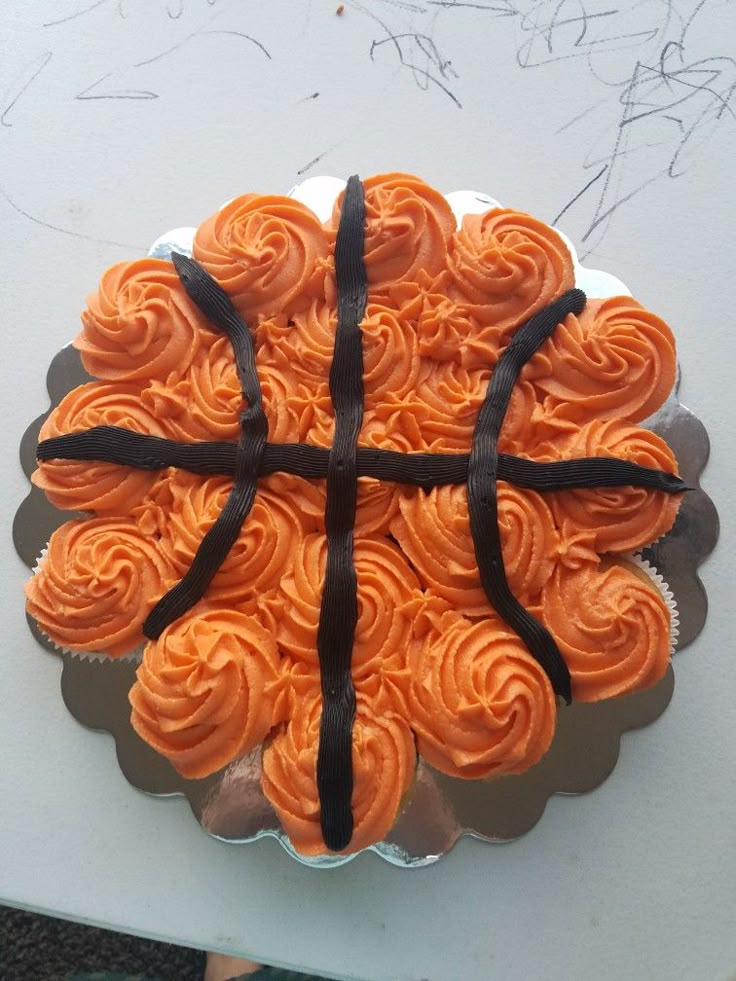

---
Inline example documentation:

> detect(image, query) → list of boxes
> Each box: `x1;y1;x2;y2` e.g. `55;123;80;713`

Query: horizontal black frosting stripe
316;175;367;852
467;288;588;703
142;255;267;640
37;427;687;494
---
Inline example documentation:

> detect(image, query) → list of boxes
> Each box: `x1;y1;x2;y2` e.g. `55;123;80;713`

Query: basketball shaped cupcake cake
26;172;684;856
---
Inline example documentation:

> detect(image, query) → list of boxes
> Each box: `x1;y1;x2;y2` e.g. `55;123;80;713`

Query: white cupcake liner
621;551;680;653
31;544;145;665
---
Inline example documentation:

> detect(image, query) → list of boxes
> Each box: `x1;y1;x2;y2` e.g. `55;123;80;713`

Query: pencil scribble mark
1;51;53;128
0;185;142;252
135;27;271;68
577;44;736;256
516;5;659;70
202;30;272;60
298;151;329;175
44;0;110;28
427;0;517;12
555;98;605;134
76;73;158;101
168;0;185;19
376;0;429;12
552;164;608;224
300;92;321;102
369;31;461;106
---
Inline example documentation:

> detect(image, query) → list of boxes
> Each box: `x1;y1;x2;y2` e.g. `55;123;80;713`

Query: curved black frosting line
142;256;267;640
37;428;688;494
316;175;367;852
467;288;587;703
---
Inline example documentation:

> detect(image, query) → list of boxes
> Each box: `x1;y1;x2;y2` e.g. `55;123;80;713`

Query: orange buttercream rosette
29;173;683;856
262;664;416;856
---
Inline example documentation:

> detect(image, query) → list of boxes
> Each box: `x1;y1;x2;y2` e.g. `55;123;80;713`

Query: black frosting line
142;256;267;640
37;428;688;494
467;288;587;703
315;175;367;852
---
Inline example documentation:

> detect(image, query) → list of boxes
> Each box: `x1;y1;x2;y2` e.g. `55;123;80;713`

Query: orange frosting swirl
528;297;677;423
256;302;334;385
355;478;400;537
33;381;165;513
141;335;314;444
408;601;556;778
277;533;421;679
258;300;419;407
447;208;574;331
391;483;557;612
143;335;241;441
389;270;480;364
361;303;420;405
547;419;681;552
129;609;280;778
542;560;671;701
75;258;212;383
25;518;172;657
330;172;456;295
193;194;330;324
359;394;431;453
414;359;489;452
159;473;304;611
262;681;416;855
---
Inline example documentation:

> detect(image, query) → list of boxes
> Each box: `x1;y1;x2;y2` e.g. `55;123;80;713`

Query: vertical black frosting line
467;288;587;703
142;256;268;639
316;175;367;852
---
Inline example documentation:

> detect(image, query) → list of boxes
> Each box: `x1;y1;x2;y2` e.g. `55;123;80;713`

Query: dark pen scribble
44;0;111;28
0;185;143;251
1;51;53;128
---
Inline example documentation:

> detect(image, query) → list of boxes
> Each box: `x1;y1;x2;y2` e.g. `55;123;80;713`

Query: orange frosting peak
526;296;677;423
391;482;558;613
277;533;421;680
330;172;456;296
75;258;213;383
34;381;165;514
408;609;557;778
542;560;671;701
546;419;681;553
129;608;280;778
159;473;305;612
447;208;574;333
25;518;173;657
193;194;329;324
262;678;417;856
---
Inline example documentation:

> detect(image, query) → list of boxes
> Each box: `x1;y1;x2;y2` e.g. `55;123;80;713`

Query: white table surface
1;3;735;979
